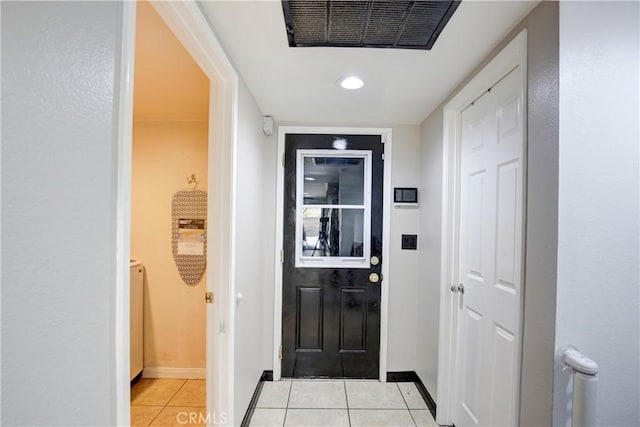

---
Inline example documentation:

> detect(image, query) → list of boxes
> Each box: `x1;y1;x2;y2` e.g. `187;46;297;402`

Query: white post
572;371;598;427
561;347;599;427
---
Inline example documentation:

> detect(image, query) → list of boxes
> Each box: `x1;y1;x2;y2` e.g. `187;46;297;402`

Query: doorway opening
128;2;208;424
273;127;393;382
437;30;527;426
115;1;238;425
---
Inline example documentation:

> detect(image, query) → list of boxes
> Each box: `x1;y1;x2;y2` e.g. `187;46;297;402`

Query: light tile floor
131;378;206;427
249;380;439;427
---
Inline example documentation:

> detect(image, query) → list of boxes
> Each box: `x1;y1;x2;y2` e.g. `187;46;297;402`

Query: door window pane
296;149;371;269
301;208;365;257
303;157;364;205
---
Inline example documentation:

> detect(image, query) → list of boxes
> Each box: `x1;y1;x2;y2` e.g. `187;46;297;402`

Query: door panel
455;67;524;426
490;324;516;425
496;161;519;289
282;134;383;379
296;287;323;350
460;307;482;425
467;171;486;279
339;288;367;351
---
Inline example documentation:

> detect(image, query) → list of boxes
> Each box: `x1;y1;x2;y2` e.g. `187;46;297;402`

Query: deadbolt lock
370;256;380;266
369;273;380;283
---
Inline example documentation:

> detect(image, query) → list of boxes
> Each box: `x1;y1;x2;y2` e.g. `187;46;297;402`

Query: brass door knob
369;273;380;283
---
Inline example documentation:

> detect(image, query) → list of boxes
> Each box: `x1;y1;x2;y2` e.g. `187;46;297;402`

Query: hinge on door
382;153;385;161
280;249;284;264
381;133;387;144
205;292;214;304
279;345;283;360
282;152;285;167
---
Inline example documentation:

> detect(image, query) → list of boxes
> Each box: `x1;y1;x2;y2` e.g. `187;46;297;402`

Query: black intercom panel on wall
394;187;418;204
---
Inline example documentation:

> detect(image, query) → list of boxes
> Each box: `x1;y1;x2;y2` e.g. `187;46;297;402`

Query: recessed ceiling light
340;76;364;90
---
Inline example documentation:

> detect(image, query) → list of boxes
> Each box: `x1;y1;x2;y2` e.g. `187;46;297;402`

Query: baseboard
387;371;437;419
130;371;143;385
142;367;206;379
387;371;420;382
240;371;272;427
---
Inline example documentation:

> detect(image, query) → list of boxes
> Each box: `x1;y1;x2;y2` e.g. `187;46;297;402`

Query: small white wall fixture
437;30;527;425
115;1;239;425
273;126;393;382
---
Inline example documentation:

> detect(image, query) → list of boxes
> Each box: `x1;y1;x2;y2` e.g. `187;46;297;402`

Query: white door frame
115;2;239;425
436;30;527;426
273;126;392;382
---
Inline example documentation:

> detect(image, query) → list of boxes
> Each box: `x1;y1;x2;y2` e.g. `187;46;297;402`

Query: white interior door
453;66;524;426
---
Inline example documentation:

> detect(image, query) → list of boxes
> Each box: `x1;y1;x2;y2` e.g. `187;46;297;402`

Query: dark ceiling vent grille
282;0;461;50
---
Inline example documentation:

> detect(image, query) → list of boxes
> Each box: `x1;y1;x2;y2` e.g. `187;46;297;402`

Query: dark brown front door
281;133;384;379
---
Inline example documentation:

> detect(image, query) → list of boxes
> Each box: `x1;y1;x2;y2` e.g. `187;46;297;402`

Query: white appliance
130;260;144;381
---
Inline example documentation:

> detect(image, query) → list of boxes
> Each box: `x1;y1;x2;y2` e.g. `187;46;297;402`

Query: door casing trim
115;2;239;425
437;29;527;425
273;126;393;382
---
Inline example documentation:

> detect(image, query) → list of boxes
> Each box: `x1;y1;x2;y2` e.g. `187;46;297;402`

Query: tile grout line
145;405;164;427
162;378;190;426
132;378;190;427
283;380;293;426
166;378;189;407
277;407;414;410
130;403;168;407
397;382;418;427
253;380;433;424
252;380;431;426
343;381;352;427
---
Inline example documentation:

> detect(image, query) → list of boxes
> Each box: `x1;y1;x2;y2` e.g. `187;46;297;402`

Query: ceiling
199;0;538;125
133;1;209;121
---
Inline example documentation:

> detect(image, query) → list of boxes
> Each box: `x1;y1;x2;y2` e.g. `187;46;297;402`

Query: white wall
131;121;208;370
1;2;123;425
194;7;273;420
262;133;278;370
193;9;274;420
417;109;444;399
386;125;425;373
234;79;270;423
555;2;639;426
